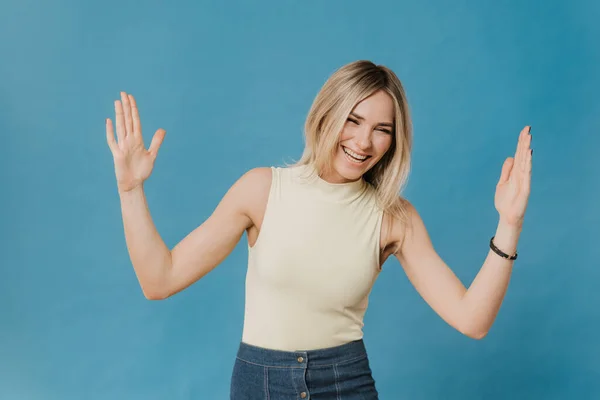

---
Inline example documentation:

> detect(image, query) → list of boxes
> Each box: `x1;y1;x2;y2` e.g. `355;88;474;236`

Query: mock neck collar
297;164;367;203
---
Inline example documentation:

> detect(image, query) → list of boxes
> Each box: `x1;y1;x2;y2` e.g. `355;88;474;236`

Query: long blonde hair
295;60;413;223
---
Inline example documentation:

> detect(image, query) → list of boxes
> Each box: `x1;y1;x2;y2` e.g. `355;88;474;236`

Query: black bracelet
489;236;518;260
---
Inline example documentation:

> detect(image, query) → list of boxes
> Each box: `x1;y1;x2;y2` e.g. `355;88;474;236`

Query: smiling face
322;90;395;184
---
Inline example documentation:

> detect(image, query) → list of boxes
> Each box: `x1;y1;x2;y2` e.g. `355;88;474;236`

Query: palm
113;139;155;191
494;126;533;226
106;92;166;193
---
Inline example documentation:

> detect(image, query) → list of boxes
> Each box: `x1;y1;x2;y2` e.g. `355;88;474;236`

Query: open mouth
342;146;370;164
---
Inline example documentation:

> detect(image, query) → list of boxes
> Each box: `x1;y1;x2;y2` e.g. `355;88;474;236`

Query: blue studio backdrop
1;0;599;398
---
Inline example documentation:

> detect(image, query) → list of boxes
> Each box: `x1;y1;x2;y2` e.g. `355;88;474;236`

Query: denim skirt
230;339;378;399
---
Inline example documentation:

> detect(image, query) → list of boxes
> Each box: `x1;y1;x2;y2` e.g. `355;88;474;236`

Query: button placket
294;352;309;399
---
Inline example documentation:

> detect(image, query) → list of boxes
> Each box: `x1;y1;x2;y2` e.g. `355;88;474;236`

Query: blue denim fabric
230;339;378;399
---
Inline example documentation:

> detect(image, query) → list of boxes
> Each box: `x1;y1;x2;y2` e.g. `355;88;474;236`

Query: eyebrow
350;112;394;128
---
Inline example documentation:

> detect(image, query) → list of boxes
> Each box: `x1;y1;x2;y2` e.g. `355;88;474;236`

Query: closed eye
347;116;392;134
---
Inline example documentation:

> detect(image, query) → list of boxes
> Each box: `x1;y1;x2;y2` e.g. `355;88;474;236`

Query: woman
106;60;533;399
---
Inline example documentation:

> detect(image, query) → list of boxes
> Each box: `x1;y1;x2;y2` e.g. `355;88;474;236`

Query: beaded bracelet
489;236;518;260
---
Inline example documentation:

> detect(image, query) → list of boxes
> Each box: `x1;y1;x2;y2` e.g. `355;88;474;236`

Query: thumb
498;157;514;185
148;128;166;157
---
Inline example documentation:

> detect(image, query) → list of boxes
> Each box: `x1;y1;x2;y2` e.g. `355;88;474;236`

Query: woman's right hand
106;92;166;194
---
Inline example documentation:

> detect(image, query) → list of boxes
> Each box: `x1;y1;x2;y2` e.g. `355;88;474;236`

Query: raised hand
106;92;166;194
494;126;533;227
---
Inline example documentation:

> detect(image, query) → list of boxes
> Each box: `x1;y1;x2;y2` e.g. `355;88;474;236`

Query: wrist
498;214;524;230
118;185;145;203
493;219;522;256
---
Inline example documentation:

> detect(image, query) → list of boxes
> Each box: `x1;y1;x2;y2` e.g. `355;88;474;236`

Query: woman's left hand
494;126;533;228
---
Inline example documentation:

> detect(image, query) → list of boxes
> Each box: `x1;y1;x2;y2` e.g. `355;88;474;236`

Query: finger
148;128;166;157
498;157;514;184
523;148;533;187
121;92;134;136
513;127;523;160
129;94;142;139
115;100;126;143
514;126;527;161
520;126;532;173
514;126;529;176
105;118;118;153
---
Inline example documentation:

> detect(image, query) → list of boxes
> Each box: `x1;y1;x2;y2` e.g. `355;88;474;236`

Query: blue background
2;0;599;398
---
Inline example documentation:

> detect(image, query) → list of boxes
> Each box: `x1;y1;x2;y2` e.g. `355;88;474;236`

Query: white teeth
343;147;368;163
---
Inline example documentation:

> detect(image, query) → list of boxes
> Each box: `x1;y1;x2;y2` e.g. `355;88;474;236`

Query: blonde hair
295;60;413;223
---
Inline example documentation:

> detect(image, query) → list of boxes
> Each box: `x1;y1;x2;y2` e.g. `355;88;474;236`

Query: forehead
351;90;395;122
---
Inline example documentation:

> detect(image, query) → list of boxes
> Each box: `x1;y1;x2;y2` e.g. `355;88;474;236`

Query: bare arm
120;168;270;300
392;126;532;339
119;185;173;299
394;204;519;339
106;91;271;300
165;167;271;299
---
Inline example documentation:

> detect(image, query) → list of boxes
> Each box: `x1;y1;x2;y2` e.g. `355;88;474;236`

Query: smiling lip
343;146;369;157
342;146;371;163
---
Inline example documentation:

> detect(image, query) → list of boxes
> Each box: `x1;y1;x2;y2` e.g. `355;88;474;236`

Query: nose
355;127;372;151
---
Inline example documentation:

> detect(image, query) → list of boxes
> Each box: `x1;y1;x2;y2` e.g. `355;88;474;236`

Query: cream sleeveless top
241;164;384;351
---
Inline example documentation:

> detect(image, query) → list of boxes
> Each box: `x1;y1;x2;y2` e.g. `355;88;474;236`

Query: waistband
235;339;368;368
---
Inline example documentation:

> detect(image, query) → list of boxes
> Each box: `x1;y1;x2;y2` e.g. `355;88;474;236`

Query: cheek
338;127;352;142
373;135;394;158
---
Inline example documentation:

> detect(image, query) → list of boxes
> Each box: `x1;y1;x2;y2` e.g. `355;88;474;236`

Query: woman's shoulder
227;167;273;227
382;197;419;254
237;167;273;193
236;164;304;192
